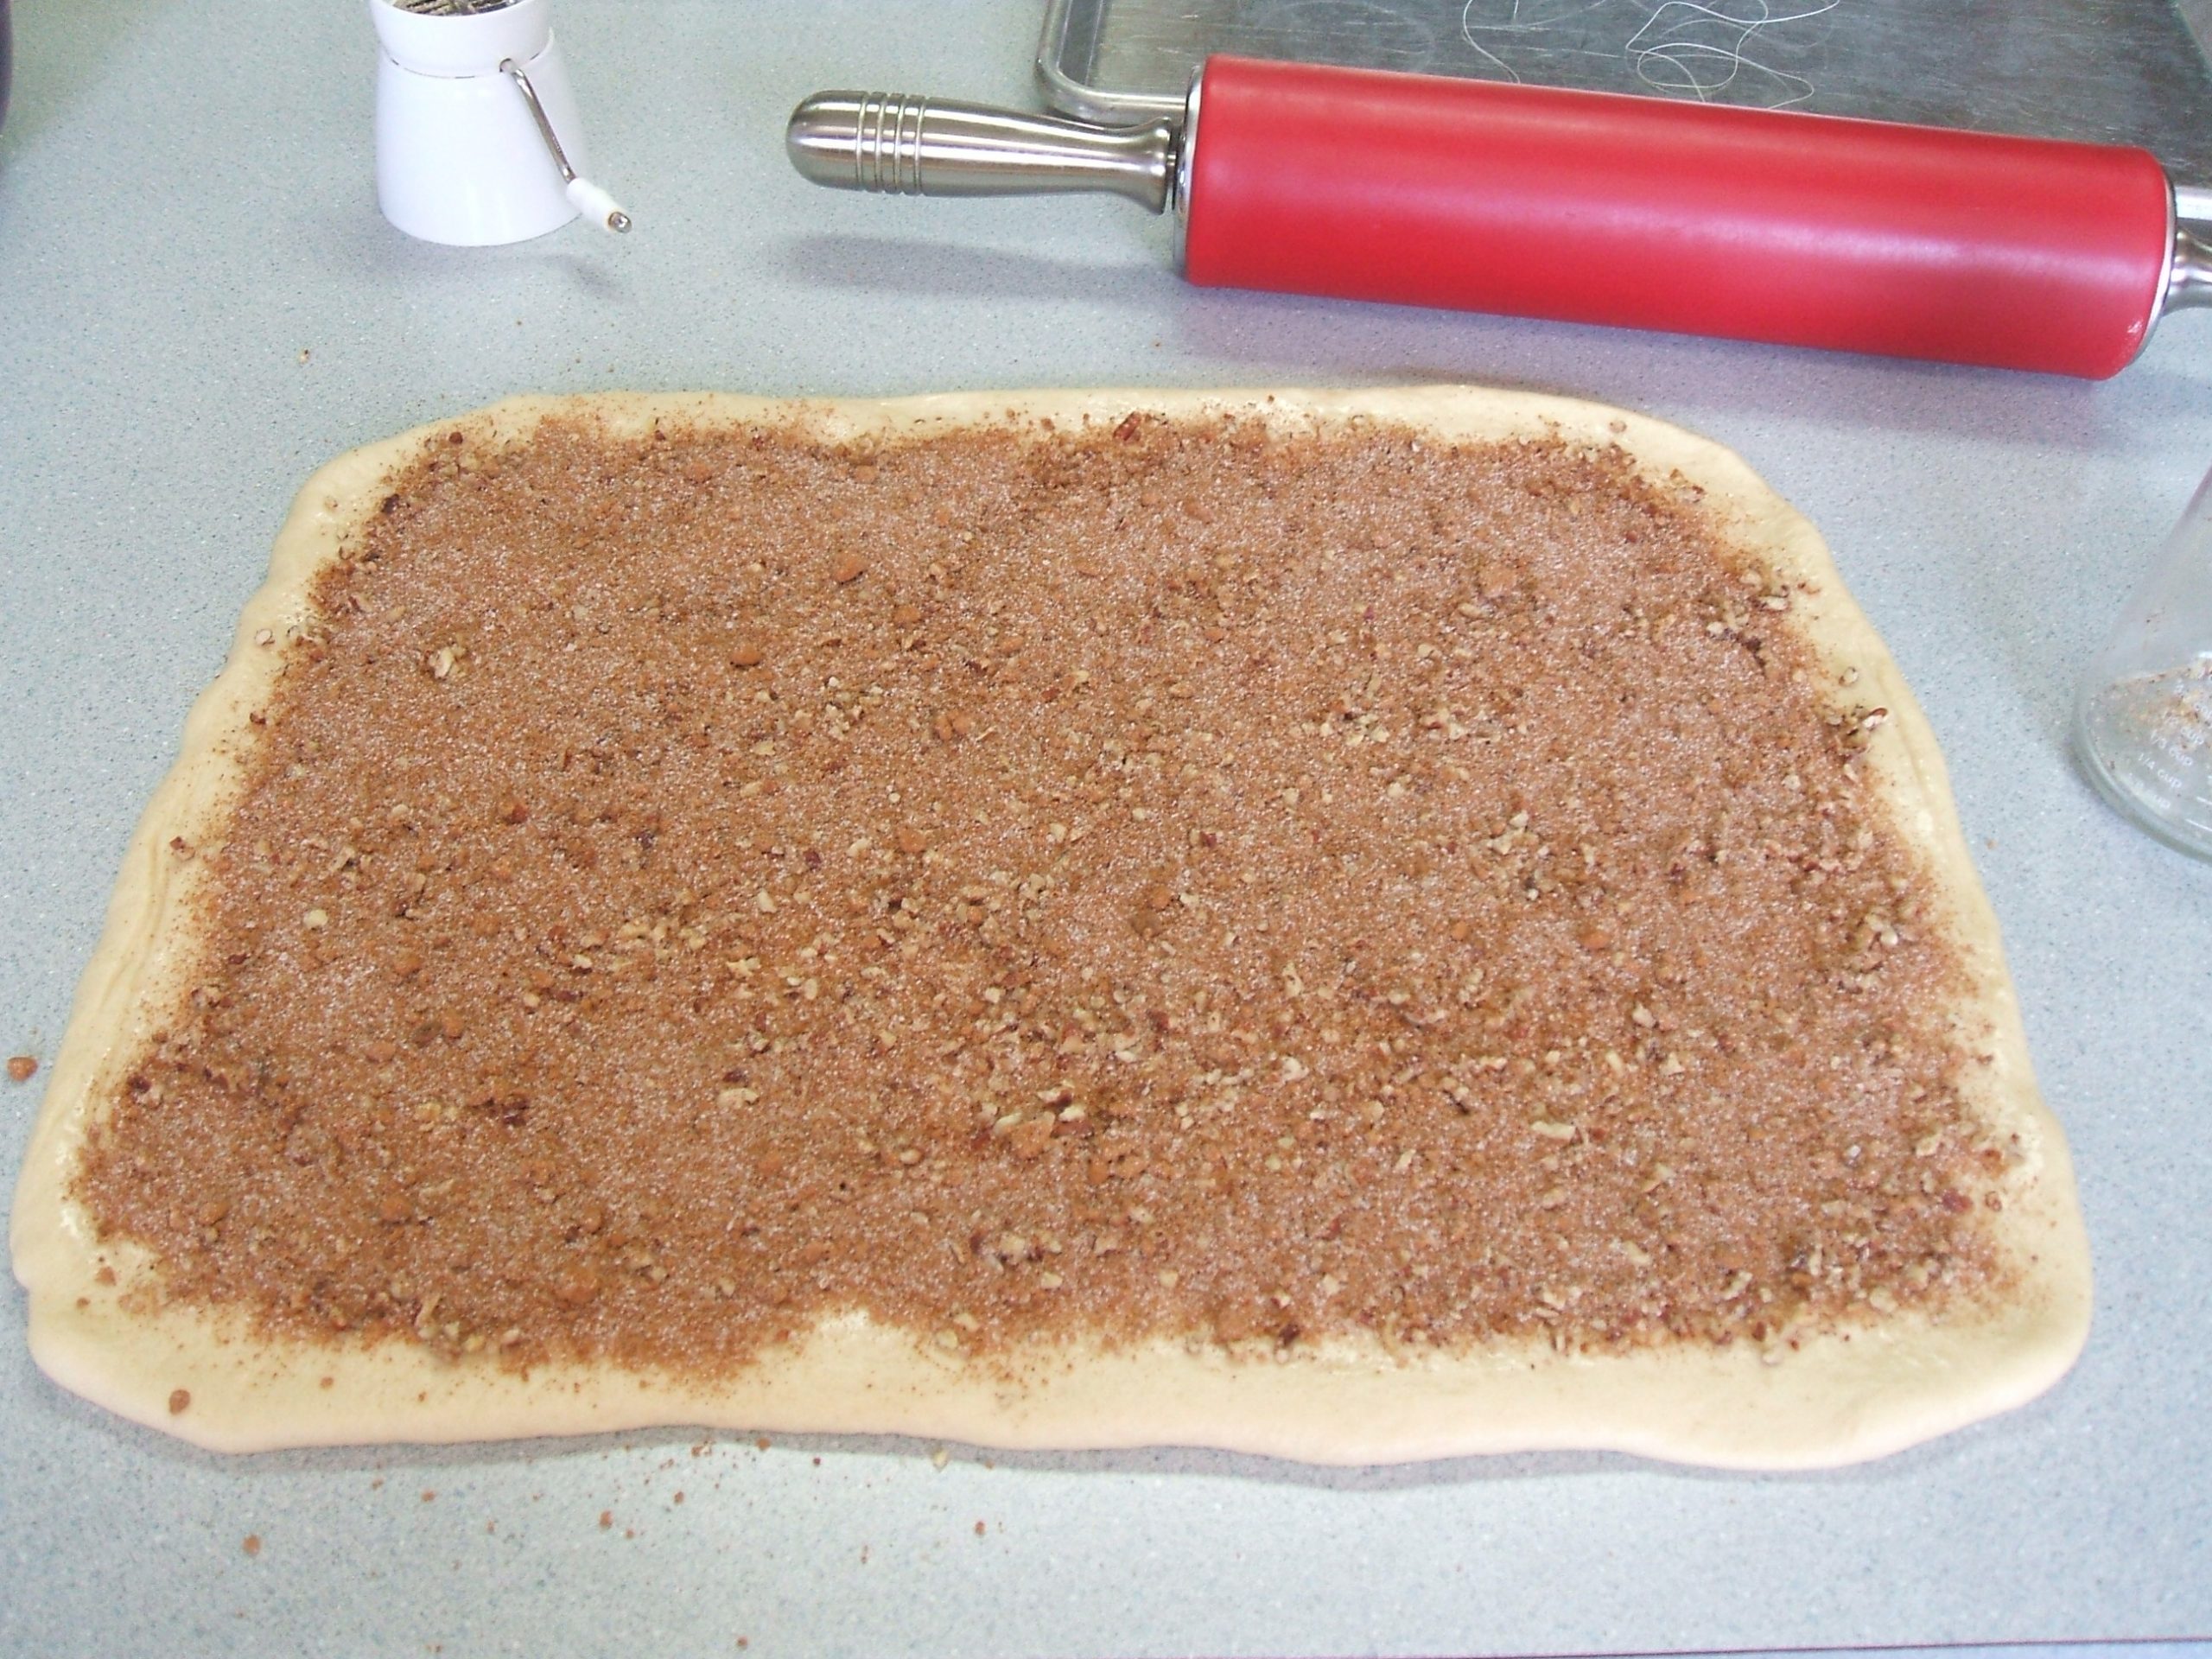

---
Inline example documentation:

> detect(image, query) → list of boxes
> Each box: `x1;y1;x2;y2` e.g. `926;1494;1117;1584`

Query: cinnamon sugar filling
75;412;2002;1374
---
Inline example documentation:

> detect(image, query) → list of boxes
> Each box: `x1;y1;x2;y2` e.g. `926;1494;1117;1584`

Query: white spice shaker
371;0;629;246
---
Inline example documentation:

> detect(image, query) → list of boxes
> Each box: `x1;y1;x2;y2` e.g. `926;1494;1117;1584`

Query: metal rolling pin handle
785;92;1179;212
2169;221;2212;312
789;65;2212;379
501;57;632;232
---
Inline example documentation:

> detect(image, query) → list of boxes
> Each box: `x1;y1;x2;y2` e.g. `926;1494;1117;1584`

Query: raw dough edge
9;386;2092;1465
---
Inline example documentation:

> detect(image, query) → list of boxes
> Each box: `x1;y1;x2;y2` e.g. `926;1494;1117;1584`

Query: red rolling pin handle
1181;55;2173;378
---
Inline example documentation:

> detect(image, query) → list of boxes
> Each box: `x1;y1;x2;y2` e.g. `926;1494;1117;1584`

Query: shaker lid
369;0;549;78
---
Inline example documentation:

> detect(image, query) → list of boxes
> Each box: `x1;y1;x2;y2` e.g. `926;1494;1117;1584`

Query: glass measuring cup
2075;463;2212;860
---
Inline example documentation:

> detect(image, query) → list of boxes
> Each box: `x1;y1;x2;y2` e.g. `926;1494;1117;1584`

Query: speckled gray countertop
3;3;2209;1656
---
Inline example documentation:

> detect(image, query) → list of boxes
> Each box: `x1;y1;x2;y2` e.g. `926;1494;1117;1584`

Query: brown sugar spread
74;410;2005;1376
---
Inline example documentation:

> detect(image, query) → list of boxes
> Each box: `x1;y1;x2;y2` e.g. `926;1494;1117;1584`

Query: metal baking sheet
1037;0;2212;185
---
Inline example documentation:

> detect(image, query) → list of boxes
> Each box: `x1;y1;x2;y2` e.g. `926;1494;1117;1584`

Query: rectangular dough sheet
9;386;2090;1465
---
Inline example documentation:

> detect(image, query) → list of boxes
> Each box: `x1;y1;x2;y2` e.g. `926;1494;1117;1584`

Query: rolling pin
785;54;2212;378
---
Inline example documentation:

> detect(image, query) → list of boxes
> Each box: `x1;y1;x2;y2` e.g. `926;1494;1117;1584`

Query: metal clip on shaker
787;58;2212;378
504;55;630;232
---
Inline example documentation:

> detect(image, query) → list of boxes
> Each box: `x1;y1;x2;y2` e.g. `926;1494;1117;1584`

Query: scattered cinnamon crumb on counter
242;1534;261;1557
70;411;2005;1383
6;1055;35;1084
167;1389;190;1415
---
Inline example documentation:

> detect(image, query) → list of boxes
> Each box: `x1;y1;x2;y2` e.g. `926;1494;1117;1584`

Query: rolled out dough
9;387;2091;1464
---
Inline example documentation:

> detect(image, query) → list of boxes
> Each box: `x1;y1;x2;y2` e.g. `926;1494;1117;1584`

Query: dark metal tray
1037;0;2212;187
